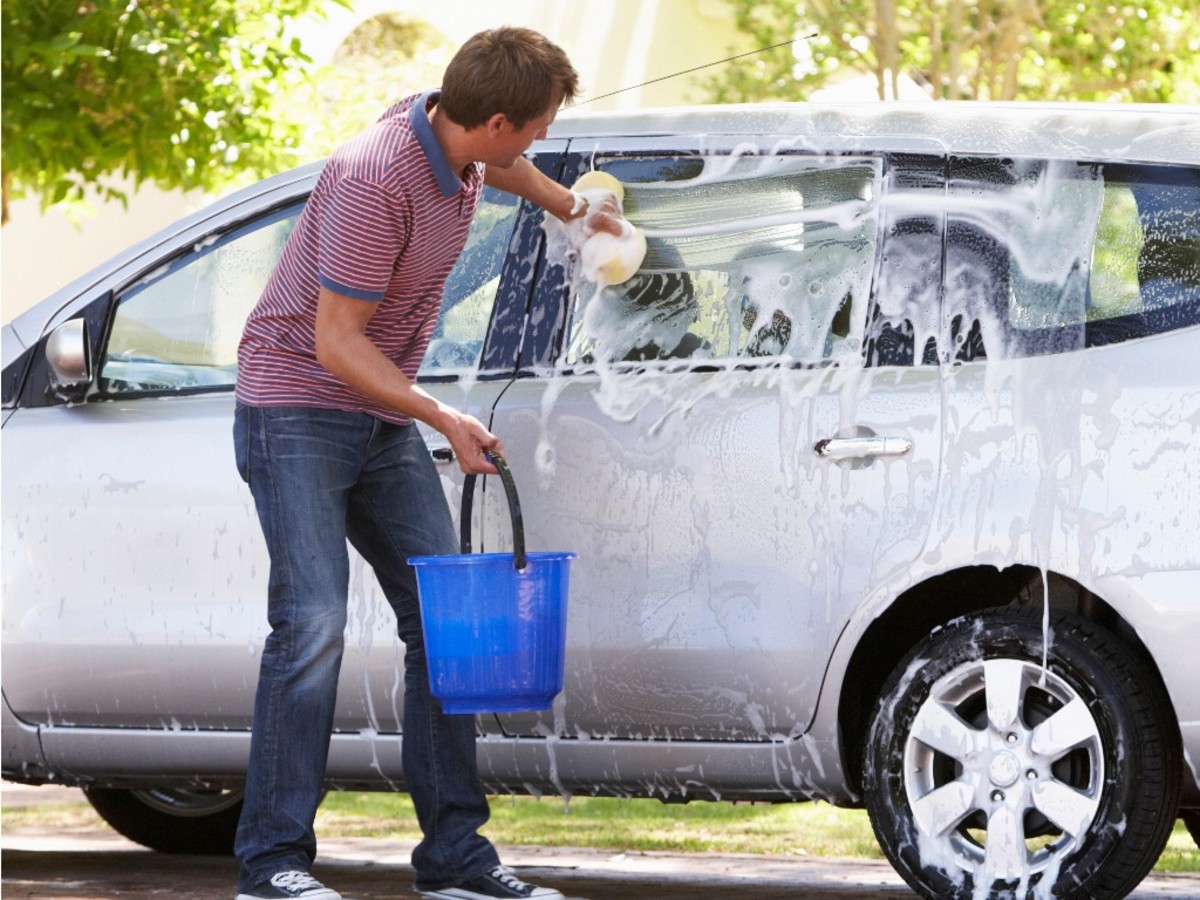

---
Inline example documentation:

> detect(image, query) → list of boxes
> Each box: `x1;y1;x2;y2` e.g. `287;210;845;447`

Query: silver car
4;102;1199;900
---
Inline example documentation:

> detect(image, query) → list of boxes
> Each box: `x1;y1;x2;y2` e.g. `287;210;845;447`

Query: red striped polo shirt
236;90;484;424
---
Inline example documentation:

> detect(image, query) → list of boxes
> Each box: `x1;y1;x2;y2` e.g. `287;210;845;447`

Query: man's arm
484;156;582;221
486;156;630;239
314;286;501;474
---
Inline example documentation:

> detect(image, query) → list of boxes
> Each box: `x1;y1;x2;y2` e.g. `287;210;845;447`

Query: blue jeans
232;404;499;891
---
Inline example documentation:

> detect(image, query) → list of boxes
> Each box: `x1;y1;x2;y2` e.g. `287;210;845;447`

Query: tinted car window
1086;164;1200;345
865;154;946;367
561;155;882;367
945;158;1095;360
947;159;1199;360
420;186;522;373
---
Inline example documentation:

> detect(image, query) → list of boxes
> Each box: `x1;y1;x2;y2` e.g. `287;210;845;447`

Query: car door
0;169;545;744
484;140;945;742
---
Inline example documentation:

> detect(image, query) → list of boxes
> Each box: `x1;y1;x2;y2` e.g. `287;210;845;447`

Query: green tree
1;0;345;224
707;0;1200;104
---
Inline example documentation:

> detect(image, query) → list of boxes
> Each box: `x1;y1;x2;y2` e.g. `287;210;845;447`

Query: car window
865;154;946;367
100;205;301;394
98;187;521;396
420;187;522;374
1085;164;1200;344
560;154;883;367
947;159;1199;359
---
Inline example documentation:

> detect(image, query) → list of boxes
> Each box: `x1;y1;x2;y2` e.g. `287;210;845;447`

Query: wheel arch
835;563;1173;797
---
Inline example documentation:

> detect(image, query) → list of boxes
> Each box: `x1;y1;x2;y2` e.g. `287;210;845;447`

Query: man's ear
484;112;508;137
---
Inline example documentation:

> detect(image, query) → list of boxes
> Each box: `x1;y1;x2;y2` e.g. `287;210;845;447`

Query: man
232;27;599;900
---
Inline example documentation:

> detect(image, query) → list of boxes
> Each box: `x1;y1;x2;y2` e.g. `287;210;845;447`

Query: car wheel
863;606;1180;900
83;786;243;855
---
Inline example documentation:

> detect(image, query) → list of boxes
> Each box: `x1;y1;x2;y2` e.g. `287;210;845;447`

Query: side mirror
45;318;92;400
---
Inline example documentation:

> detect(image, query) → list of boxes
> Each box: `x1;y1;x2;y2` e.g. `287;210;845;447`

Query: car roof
551;101;1200;166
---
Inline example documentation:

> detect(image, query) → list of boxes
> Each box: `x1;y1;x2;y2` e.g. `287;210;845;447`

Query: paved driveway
1;824;917;899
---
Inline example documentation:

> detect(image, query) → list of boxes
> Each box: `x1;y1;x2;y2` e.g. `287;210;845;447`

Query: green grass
1158;822;1200;873
4;790;1196;873
317;792;885;859
1;796;105;830
315;792;1200;872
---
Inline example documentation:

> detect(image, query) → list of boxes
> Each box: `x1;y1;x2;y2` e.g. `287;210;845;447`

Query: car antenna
573;32;819;106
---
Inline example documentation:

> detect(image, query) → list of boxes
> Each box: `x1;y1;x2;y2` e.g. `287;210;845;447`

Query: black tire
1183;809;1200;850
83;786;243;855
863;607;1180;900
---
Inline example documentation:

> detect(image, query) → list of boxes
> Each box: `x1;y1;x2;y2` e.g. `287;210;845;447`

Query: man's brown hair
440;27;580;129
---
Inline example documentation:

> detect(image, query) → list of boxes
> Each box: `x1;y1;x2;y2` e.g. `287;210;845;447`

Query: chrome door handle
430;447;455;464
814;436;913;460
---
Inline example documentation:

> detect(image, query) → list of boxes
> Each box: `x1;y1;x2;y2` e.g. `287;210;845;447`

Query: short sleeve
317;176;409;301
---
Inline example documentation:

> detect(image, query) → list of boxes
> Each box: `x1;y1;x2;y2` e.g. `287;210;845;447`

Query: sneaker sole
418;890;563;900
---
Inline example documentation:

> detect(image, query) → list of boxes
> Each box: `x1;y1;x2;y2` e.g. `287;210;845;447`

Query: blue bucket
409;454;575;714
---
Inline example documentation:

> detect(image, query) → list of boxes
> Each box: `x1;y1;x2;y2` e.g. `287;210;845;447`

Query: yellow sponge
568;170;644;285
581;229;648;287
571;170;625;201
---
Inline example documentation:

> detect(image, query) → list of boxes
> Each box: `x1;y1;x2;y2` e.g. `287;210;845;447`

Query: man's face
487;100;559;168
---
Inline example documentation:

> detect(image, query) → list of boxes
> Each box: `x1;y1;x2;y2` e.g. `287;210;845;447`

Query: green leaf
2;0;338;212
704;0;1200;103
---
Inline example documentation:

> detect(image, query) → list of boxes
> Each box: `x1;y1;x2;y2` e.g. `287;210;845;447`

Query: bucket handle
461;451;526;571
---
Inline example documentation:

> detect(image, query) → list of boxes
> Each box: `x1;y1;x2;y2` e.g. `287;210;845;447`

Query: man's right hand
583;194;628;239
442;409;503;475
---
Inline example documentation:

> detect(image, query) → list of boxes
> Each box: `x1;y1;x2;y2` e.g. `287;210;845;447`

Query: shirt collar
410;89;468;199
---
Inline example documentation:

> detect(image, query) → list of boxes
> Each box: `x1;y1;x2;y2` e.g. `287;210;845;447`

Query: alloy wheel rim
129;786;244;818
902;657;1104;886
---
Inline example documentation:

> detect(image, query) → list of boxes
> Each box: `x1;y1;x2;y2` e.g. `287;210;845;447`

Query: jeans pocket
233;404;251;486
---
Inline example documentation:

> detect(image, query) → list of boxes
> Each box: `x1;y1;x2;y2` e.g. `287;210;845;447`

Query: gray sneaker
419;864;564;899
235;870;342;900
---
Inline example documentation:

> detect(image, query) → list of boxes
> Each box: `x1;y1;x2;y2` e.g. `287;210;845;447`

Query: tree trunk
947;0;965;99
927;0;945;98
875;0;899;98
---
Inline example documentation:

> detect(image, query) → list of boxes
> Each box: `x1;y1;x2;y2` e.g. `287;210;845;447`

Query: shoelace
490;866;531;890
270;871;323;891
